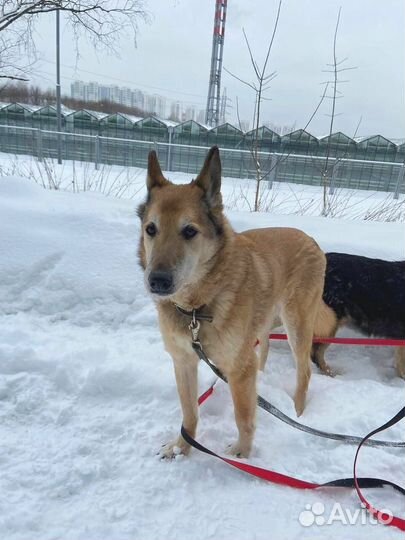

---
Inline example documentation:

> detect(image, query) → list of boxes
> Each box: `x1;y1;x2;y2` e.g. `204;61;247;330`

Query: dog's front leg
160;355;199;459
227;352;257;458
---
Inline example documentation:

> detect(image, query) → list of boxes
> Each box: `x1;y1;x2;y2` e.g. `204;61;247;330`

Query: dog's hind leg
258;314;279;371
282;308;315;417
258;330;270;371
227;350;257;458
311;343;333;376
395;347;405;379
311;302;339;376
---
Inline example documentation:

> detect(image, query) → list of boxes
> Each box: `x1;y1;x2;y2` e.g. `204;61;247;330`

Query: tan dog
138;146;326;458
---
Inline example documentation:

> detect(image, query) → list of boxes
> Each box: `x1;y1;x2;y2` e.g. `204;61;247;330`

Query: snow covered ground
1;152;404;222
0;171;404;540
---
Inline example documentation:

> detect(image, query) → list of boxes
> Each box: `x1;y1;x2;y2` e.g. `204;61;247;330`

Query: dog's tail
310;300;340;372
313;300;338;339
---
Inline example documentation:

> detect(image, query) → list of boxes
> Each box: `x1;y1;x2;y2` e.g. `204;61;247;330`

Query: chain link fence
0;124;403;196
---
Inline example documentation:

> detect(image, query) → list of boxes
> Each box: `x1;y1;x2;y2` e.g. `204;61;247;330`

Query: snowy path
0;176;404;539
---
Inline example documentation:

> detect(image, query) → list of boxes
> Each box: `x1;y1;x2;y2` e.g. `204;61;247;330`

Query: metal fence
0;124;403;196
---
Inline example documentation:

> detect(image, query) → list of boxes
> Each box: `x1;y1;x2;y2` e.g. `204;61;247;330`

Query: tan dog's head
137;146;225;300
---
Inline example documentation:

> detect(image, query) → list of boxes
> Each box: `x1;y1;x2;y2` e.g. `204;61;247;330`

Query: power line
40;58;207;100
34;68;206;108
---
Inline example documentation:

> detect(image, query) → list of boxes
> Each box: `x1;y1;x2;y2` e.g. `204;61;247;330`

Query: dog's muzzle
148;270;174;295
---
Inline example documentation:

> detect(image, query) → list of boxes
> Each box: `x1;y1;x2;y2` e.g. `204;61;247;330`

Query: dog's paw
226;441;251;459
397;366;405;380
158;437;190;460
319;364;339;377
294;395;306;417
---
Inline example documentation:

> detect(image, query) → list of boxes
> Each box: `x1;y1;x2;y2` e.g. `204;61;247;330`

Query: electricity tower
205;0;227;127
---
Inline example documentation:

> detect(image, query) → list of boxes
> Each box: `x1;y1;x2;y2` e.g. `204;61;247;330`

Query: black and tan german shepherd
311;252;405;377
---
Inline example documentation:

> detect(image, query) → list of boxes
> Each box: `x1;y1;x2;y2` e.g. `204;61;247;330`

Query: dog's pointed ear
194;146;222;206
147;150;168;191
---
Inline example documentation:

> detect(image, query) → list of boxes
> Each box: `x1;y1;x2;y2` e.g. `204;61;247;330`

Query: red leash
180;305;405;530
269;333;405;346
183;382;405;532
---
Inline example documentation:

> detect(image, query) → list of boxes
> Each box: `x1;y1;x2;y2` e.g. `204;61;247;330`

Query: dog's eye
182;225;198;240
145;223;157;237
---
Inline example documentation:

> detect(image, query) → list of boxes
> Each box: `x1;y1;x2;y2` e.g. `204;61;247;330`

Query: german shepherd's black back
324;252;405;338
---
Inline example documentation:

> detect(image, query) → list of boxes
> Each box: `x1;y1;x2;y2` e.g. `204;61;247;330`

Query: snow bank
0;175;404;539
1;152;403;222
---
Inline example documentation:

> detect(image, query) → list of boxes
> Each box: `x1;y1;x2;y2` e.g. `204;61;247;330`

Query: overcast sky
31;0;404;138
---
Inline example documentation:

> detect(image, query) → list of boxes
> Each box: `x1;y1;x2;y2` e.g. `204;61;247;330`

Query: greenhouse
0;101;403;193
281;129;319;155
318;132;357;159
244;126;281;153
397;142;405;163
133;116;170;142
65;109;107;135
32;105;60;130
172;120;209;146
100;113;135;139
207;122;244;149
356;135;398;162
0;103;38;126
100;112;139;138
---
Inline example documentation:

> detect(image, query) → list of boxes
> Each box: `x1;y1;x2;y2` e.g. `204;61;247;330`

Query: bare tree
225;0;282;211
0;1;148;81
226;4;361;215
318;7;357;215
226;0;330;212
226;1;327;212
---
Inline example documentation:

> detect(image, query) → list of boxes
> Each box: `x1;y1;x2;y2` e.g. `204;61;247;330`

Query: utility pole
56;9;62;164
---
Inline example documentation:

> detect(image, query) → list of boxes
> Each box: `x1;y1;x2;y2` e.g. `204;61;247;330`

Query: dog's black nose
148;271;174;295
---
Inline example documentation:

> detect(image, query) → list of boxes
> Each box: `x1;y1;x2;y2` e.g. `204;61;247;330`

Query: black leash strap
176;305;405;531
191;341;405;449
181;396;405;531
181;423;405;494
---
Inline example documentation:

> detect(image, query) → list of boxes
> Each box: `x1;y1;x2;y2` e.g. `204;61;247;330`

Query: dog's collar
175;304;214;323
175;304;213;344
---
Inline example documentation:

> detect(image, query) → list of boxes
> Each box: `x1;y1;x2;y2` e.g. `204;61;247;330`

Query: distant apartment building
70;80;192;120
144;94;166;117
120;87;132;108
109;85;121;104
183;106;197;122
85;81;99;102
132;90;145;110
197;109;206;125
170;101;182;121
99;85;111;101
71;80;85;101
170;103;197;123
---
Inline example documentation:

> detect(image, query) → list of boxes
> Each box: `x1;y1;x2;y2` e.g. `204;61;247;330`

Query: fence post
394;163;405;199
267;154;278;189
329;160;340;195
95;135;100;170
167;126;173;172
37;128;43;162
